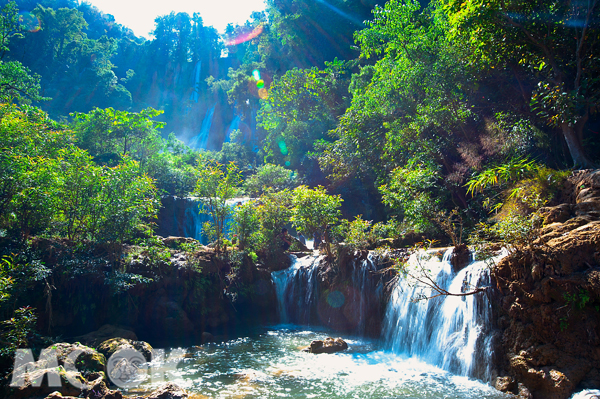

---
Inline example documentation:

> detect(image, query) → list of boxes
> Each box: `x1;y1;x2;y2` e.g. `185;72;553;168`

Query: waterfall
226;115;241;142
190;60;202;103
269;246;506;381
157;197;252;244
270;252;381;333
188;106;215;149
382;248;506;381
272;254;322;325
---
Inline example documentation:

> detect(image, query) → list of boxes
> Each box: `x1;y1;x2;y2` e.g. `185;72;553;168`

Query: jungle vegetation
0;0;599;373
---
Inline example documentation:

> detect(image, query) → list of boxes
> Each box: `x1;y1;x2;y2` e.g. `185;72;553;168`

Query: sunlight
86;0;266;37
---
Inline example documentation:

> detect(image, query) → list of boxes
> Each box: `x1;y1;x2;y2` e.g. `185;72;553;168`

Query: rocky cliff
493;169;600;399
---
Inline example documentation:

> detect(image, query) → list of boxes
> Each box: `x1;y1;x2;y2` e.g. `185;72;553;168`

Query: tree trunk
561;122;596;169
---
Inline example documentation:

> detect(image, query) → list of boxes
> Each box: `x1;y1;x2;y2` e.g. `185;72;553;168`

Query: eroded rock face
493;169;600;399
450;243;471;272
302;337;348;354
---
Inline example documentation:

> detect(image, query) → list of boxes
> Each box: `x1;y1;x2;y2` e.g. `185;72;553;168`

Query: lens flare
225;24;264;47
258;88;268;99
18;11;40;33
326;290;345;308
278;140;288;155
285;161;291;167
256;79;265;89
252;69;261;80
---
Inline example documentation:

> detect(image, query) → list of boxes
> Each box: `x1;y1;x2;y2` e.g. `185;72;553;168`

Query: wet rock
302;337;348;354
450;244;471;272
52;343;106;375
10;366;87;399
201;332;214;343
495;376;517;393
141;382;189;399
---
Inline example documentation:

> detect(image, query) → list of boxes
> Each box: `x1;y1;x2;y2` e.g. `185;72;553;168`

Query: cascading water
382;248;506;381
188;105;215;149
271;252;381;334
131;248;511;398
272;254;322;325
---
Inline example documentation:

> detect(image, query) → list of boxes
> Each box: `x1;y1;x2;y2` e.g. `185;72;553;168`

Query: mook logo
10;347;187;390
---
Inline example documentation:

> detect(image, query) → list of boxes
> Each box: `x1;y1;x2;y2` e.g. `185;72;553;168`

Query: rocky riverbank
492;169;600;399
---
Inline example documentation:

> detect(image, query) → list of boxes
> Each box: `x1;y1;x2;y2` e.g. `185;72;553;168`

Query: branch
500;13;564;83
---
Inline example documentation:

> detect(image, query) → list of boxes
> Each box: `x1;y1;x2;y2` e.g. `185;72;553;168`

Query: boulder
141;382;189;399
302;337;348;354
97;338;153;362
9;343;107;399
72;324;138;347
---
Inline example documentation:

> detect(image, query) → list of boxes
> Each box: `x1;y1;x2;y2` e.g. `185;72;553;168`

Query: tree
441;0;600;167
291;185;343;258
258;60;351;172
0;1;45;104
243;163;298;197
71;107;165;167
192;161;242;252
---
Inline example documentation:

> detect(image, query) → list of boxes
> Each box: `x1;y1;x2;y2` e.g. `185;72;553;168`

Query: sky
86;0;267;37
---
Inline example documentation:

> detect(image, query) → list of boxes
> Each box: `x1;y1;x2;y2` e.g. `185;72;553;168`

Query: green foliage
0;61;46;104
252;189;293;257
232;201;260;251
441;0;600;167
335;215;372;250
291;185;342;257
469;214;539;251
379;161;444;233
192;161;242;252
71;107;166;167
467;159;569;217
466;158;538;196
258;60;351;172
243;163;298;197
0;307;37;358
104;271;153;295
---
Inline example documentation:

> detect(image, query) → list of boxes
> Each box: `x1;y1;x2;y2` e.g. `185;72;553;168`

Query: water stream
125;249;517;398
126;327;509;399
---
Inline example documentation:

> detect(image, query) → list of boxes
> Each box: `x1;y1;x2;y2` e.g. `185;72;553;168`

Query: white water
271;254;323;325
383;248;506;381
271;248;506;381
128;327;510;399
189;105;215;149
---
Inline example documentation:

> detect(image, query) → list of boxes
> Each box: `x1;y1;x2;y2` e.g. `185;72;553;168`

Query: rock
83;377;122;399
539;204;573;225
97;338;153;362
161;236;202;250
142;382;189;399
52;343;106;375
201;332;214;343
10;366;87;399
495;376;517;393
302;337;348;354
73;324;138;348
450;244;471;272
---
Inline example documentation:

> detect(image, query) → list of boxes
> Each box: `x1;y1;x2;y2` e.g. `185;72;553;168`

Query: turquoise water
127;325;510;399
